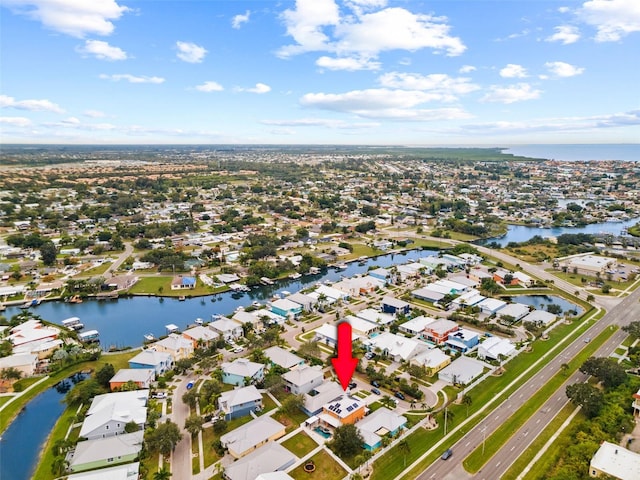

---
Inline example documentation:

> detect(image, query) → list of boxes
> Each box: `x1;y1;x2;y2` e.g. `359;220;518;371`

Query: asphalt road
171;373;196;479
416;285;640;480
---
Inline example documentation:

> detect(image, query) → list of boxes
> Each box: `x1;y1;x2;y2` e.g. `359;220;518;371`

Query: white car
233;347;245;353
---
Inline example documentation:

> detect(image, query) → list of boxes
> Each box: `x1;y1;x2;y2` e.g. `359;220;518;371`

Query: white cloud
378;72;480;97
236;83;271;94
499;64;528;78
316;55;381;71
3;0;129;38
0;94;65;113
195;81;224;92
176;41;207;63
546;25;581;44
578;0;640;42
99;74;165;83
61;116;81;124
459;65;476;73
0;116;32;127
300;88;472;120
545;61;585;77
232;10;250;29
261;118;380;129
77;39;127;60
481;83;542;104
83;109;106;118
558;7;571;13
277;1;465;61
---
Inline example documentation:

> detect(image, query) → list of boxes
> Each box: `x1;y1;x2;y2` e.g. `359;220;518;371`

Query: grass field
127;276;228;297
281;431;318;457
290;450;347;480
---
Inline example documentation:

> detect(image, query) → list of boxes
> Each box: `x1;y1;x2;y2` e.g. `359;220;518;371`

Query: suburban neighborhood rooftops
68;431;143;469
283;364;323;386
218;385;262;410
220;416;286;455
66;462;140;480
223;441;296;480
264;346;304;369
590;441;640;480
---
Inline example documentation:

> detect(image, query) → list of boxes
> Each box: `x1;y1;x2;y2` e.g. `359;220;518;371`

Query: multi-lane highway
415;285;640;480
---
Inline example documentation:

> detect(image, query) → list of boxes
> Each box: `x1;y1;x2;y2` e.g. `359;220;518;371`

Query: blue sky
1;0;639;145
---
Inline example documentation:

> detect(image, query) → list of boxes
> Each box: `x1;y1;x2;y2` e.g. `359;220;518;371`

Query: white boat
78;330;99;343
288;272;302;279
260;277;275;285
195;317;204;325
144;333;155;342
61;317;84;330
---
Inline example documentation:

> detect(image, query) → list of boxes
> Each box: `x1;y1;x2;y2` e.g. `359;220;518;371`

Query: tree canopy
329;423;365;458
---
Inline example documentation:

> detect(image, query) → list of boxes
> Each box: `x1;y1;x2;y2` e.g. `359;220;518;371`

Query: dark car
371;387;381;395
441;449;453;460
394;391;406;400
371;380;380;388
349;382;357;389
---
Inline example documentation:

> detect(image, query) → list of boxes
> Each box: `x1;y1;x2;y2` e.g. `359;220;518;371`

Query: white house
496;303;531;322
522;309;557;326
80;390;149;440
223;441;296;480
209;317;244;341
263;346;304;370
438;357;486;385
399;316;437;336
364;332;427;362
477;337;516;361
282;365;324;395
355;308;395;326
477;298;507;315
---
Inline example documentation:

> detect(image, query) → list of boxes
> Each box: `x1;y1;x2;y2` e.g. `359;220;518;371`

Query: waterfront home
380;296;410;315
399;315;437;336
357;407;407;451
66;461;139;480
364;332;427;362
0;353;38;377
355;308;395;327
8;319;59;349
223;442;296;480
283;364;323;395
589;441;640;479
151;333;194;361
410;349;451;376
128;350;173;375
477;297;507;315
285;292;316;311
263;346;304;370
80;390;148;440
270;298;303;320
170;275;196;290
218;385;263;420
522;309;557;326
302;381;344;416
438;357;486;385
253;308;287;326
67;431;143;472
333;275;384;296
368;267;391;284
221;358;265;386
477;337;516;361
182;325;220;348
17;338;63;359
396;262;424;280
423;319;459;345
313;284;350;302
496;303;531;322
109;369;155;390
220;415;286;458
445;328;480;353
232;310;264;332
451;289;485;308
209;316;244;341
319;395;365;429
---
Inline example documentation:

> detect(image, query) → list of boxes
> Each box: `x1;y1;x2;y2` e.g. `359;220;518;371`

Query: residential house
0;353;38;377
66;462;139;480
477;337;516;361
109;369;155;390
319;395;366;429
381;297;410;315
254;309;287;326
477;298;507;315
364;332;427;362
218;385;263;420
182;325;220;349
302;381;343;416
270;298;303;320
283;365;323;395
313;323;363;347
396;262;424;280
68;431;143;472
451;289;486;308
170;275;196;290
128;350;173;375
263;346;304;370
357;407;407;451
496;303;531;322
345;315;379;337
589;441;640;479
410;349;451;376
468;268;493;284
221;358;265;386
79;390;148;440
633;387;640;417
8;320;59;349
355;308;395;327
209;317;244;342
493;269;519;286
368;267;391;284
313;284;350;302
445;328;480;353
522;310;557;326
151;333;194;361
438;357;486;385
285;292;316;312
333;275;384;297
256;473;294;480
223;442;296;480
399;316;436;336
411;287;445;303
220;416;286;458
232;310;264;332
423;319;459;345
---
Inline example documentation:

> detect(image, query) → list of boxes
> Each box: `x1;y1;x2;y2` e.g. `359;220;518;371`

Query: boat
251;301;261;308
336;263;348;270
260;277;275;285
20;298;39;309
68;295;83;304
178;296;186;301
61;317;84;331
229;283;250;292
78;330;100;343
143;333;155;342
195;317;204;325
288;272;302;279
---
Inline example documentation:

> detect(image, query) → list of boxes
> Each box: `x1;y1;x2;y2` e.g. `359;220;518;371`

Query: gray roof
220;416;285;454
264;346;304;369
218;385;262;409
66;462;140;480
224;442;296;480
69;431;143;468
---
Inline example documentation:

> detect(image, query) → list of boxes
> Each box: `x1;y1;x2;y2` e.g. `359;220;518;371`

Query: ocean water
503;144;639;162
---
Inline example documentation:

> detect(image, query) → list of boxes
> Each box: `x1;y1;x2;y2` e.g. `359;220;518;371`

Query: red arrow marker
331;322;358;391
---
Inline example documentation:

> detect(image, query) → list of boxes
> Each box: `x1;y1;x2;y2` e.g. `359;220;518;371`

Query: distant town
0;145;639;480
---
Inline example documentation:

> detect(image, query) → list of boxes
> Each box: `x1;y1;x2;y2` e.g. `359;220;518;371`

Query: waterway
0;373;88;480
509;295;583;316
5;248;435;350
503;144;640;162
478;217;640;247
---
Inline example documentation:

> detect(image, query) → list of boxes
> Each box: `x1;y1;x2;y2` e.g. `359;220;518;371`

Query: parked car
441;449;453;460
364;352;375;360
394;391;406;400
371;388;381;395
371;380;380;388
233;346;245;353
186;381;194;390
349;382;357;389
151;392;167;399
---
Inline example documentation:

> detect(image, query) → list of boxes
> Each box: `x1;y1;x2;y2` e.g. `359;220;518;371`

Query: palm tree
381;395;395;409
461;394;472;417
398;439;411;467
153;468;172;480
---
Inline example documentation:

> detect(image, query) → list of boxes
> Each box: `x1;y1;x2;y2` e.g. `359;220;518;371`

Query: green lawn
201;415;257;467
371;428;433;480
0;396;13;408
273;407;309;433
281;431;318;457
257;393;278;415
127;277;228;297
289;450;347;480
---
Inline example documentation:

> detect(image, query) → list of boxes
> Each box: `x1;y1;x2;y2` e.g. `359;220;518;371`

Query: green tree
39;240;58;266
280;394;304;415
146;421;183;456
0;367;22;380
580;357;627;389
623;321;640;338
461;394;472;417
566;383;604;418
185;414;205;437
329;424;365;458
153;467;172;480
124;420;140;433
66;378;103;405
95;363;115;388
213;419;228;434
182;388;198;409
